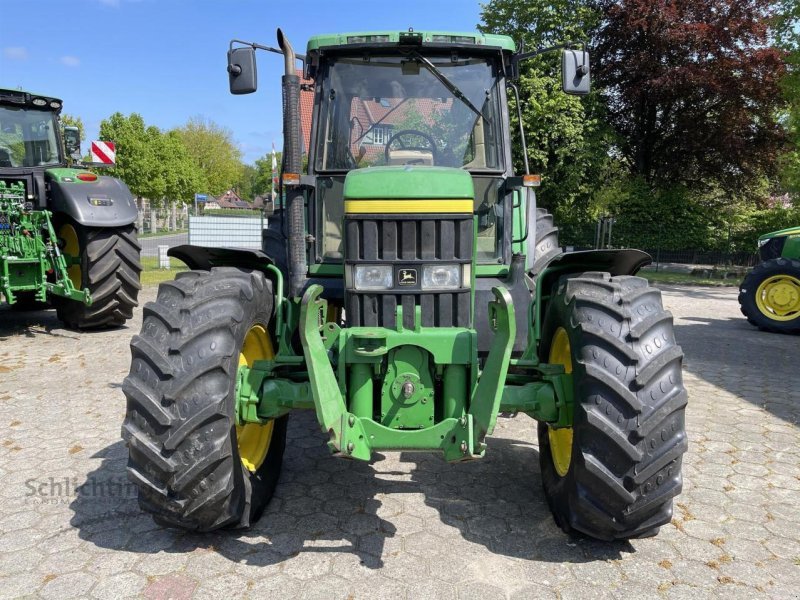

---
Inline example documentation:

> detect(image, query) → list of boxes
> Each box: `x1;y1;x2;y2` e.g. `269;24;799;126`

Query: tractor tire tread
123;267;284;532
57;224;142;329
530;208;562;278
539;273;687;540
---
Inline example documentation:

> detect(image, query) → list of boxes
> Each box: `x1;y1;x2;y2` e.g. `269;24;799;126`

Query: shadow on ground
0;305;69;339
69;413;633;568
0;305;131;338
674;315;799;425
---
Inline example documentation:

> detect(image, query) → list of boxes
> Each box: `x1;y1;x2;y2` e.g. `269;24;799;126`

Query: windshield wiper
411;51;488;124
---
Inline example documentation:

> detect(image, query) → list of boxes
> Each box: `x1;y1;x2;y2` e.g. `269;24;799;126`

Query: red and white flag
90;141;116;164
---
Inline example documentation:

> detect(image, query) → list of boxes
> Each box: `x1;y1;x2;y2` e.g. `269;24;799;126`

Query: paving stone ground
0;283;798;599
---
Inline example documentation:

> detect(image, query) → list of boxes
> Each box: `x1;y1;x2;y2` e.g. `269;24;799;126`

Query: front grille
345;215;473;329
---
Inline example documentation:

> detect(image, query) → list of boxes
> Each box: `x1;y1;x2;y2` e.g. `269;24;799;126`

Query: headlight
354;265;393;290
422;264;461;290
757;238;769;248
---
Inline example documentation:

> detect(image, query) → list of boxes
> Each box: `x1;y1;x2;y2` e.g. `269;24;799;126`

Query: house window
368;125;391;146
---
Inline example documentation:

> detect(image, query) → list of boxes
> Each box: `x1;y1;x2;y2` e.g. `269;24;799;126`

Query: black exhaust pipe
277;28;306;297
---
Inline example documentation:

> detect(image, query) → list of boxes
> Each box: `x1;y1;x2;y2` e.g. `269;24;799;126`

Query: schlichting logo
24;476;136;504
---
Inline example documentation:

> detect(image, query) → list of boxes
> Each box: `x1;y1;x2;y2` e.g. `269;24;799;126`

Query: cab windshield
314;54;503;172
0;106;62;167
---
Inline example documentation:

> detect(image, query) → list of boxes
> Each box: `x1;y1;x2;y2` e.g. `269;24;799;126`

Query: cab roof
0;88;64;111
306;30;516;53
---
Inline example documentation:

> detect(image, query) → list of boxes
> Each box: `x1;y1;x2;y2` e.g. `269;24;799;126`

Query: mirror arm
511;41;583;76
229;39;306;65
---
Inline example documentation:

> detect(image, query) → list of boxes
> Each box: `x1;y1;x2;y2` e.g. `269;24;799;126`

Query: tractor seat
387;149;434;166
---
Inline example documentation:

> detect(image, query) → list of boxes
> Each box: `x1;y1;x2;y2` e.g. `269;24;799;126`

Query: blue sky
0;0;487;164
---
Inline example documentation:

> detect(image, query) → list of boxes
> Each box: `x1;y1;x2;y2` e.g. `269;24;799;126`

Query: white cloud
60;56;81;68
3;47;28;61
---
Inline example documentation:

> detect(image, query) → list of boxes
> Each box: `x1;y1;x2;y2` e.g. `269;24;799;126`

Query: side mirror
63;126;82;160
562;49;591;95
228;46;257;95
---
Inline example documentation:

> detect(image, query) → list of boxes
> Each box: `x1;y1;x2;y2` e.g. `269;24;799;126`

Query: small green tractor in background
123;28;688;541
738;225;800;334
0;88;141;329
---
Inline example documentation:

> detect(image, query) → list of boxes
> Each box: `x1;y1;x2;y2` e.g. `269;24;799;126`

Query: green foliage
99;113;202;205
479;0;611;246
157;130;203;204
480;0;794;252
728;204;800;253
99;113;164;201
251;151;281;198
606;178;714;251
203;208;262;217
173;117;243;196
236;163;257;201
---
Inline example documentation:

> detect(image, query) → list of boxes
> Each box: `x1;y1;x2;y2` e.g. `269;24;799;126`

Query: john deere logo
398;268;417;285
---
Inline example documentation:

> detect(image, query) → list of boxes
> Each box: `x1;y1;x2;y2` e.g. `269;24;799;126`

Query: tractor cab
0;90;67;169
304;31;513;269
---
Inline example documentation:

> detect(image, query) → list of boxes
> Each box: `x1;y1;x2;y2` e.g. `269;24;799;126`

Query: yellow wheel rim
755;274;800;322
548;327;573;477
59;224;82;288
236;324;275;472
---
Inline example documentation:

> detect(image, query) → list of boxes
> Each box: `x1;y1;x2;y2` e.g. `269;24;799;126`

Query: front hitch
297;284;516;461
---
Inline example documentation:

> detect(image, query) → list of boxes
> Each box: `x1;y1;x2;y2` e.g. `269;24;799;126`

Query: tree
99;113;164;201
479;0;612;244
594;0;786;192
173;117;243;195
775;1;800;199
157;130;203;204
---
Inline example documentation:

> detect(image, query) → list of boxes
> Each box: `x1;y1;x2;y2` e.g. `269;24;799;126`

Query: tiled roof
298;69;314;154
215;189;252;209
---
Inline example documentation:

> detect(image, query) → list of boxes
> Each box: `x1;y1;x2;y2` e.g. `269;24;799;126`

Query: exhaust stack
277;28;306;297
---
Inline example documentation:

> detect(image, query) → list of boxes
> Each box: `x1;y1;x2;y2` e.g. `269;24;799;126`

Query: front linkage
235;275;573;463
0;181;90;306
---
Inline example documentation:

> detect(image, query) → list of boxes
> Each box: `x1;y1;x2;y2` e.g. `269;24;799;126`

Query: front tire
55;221;142;329
538;272;688;540
122;267;287;531
529;208;560;278
738;258;800;334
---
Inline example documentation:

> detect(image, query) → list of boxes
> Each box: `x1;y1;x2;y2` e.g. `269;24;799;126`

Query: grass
140;256;188;286
641;269;743;287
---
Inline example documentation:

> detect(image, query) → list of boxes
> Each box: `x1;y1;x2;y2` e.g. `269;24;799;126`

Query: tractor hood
46;168;138;227
343;166;474;214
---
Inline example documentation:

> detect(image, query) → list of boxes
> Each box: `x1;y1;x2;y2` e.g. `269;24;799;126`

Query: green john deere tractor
0;89;141;329
738;226;800;334
122;29;688;540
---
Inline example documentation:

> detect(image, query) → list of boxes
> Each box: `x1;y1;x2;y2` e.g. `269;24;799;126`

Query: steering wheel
384;129;439;164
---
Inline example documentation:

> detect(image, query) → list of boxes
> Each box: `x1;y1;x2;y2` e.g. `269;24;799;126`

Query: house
203;189;252;211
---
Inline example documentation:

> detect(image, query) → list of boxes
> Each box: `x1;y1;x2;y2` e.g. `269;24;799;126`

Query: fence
642;248;760;270
137;208;265;267
188;214;265;249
